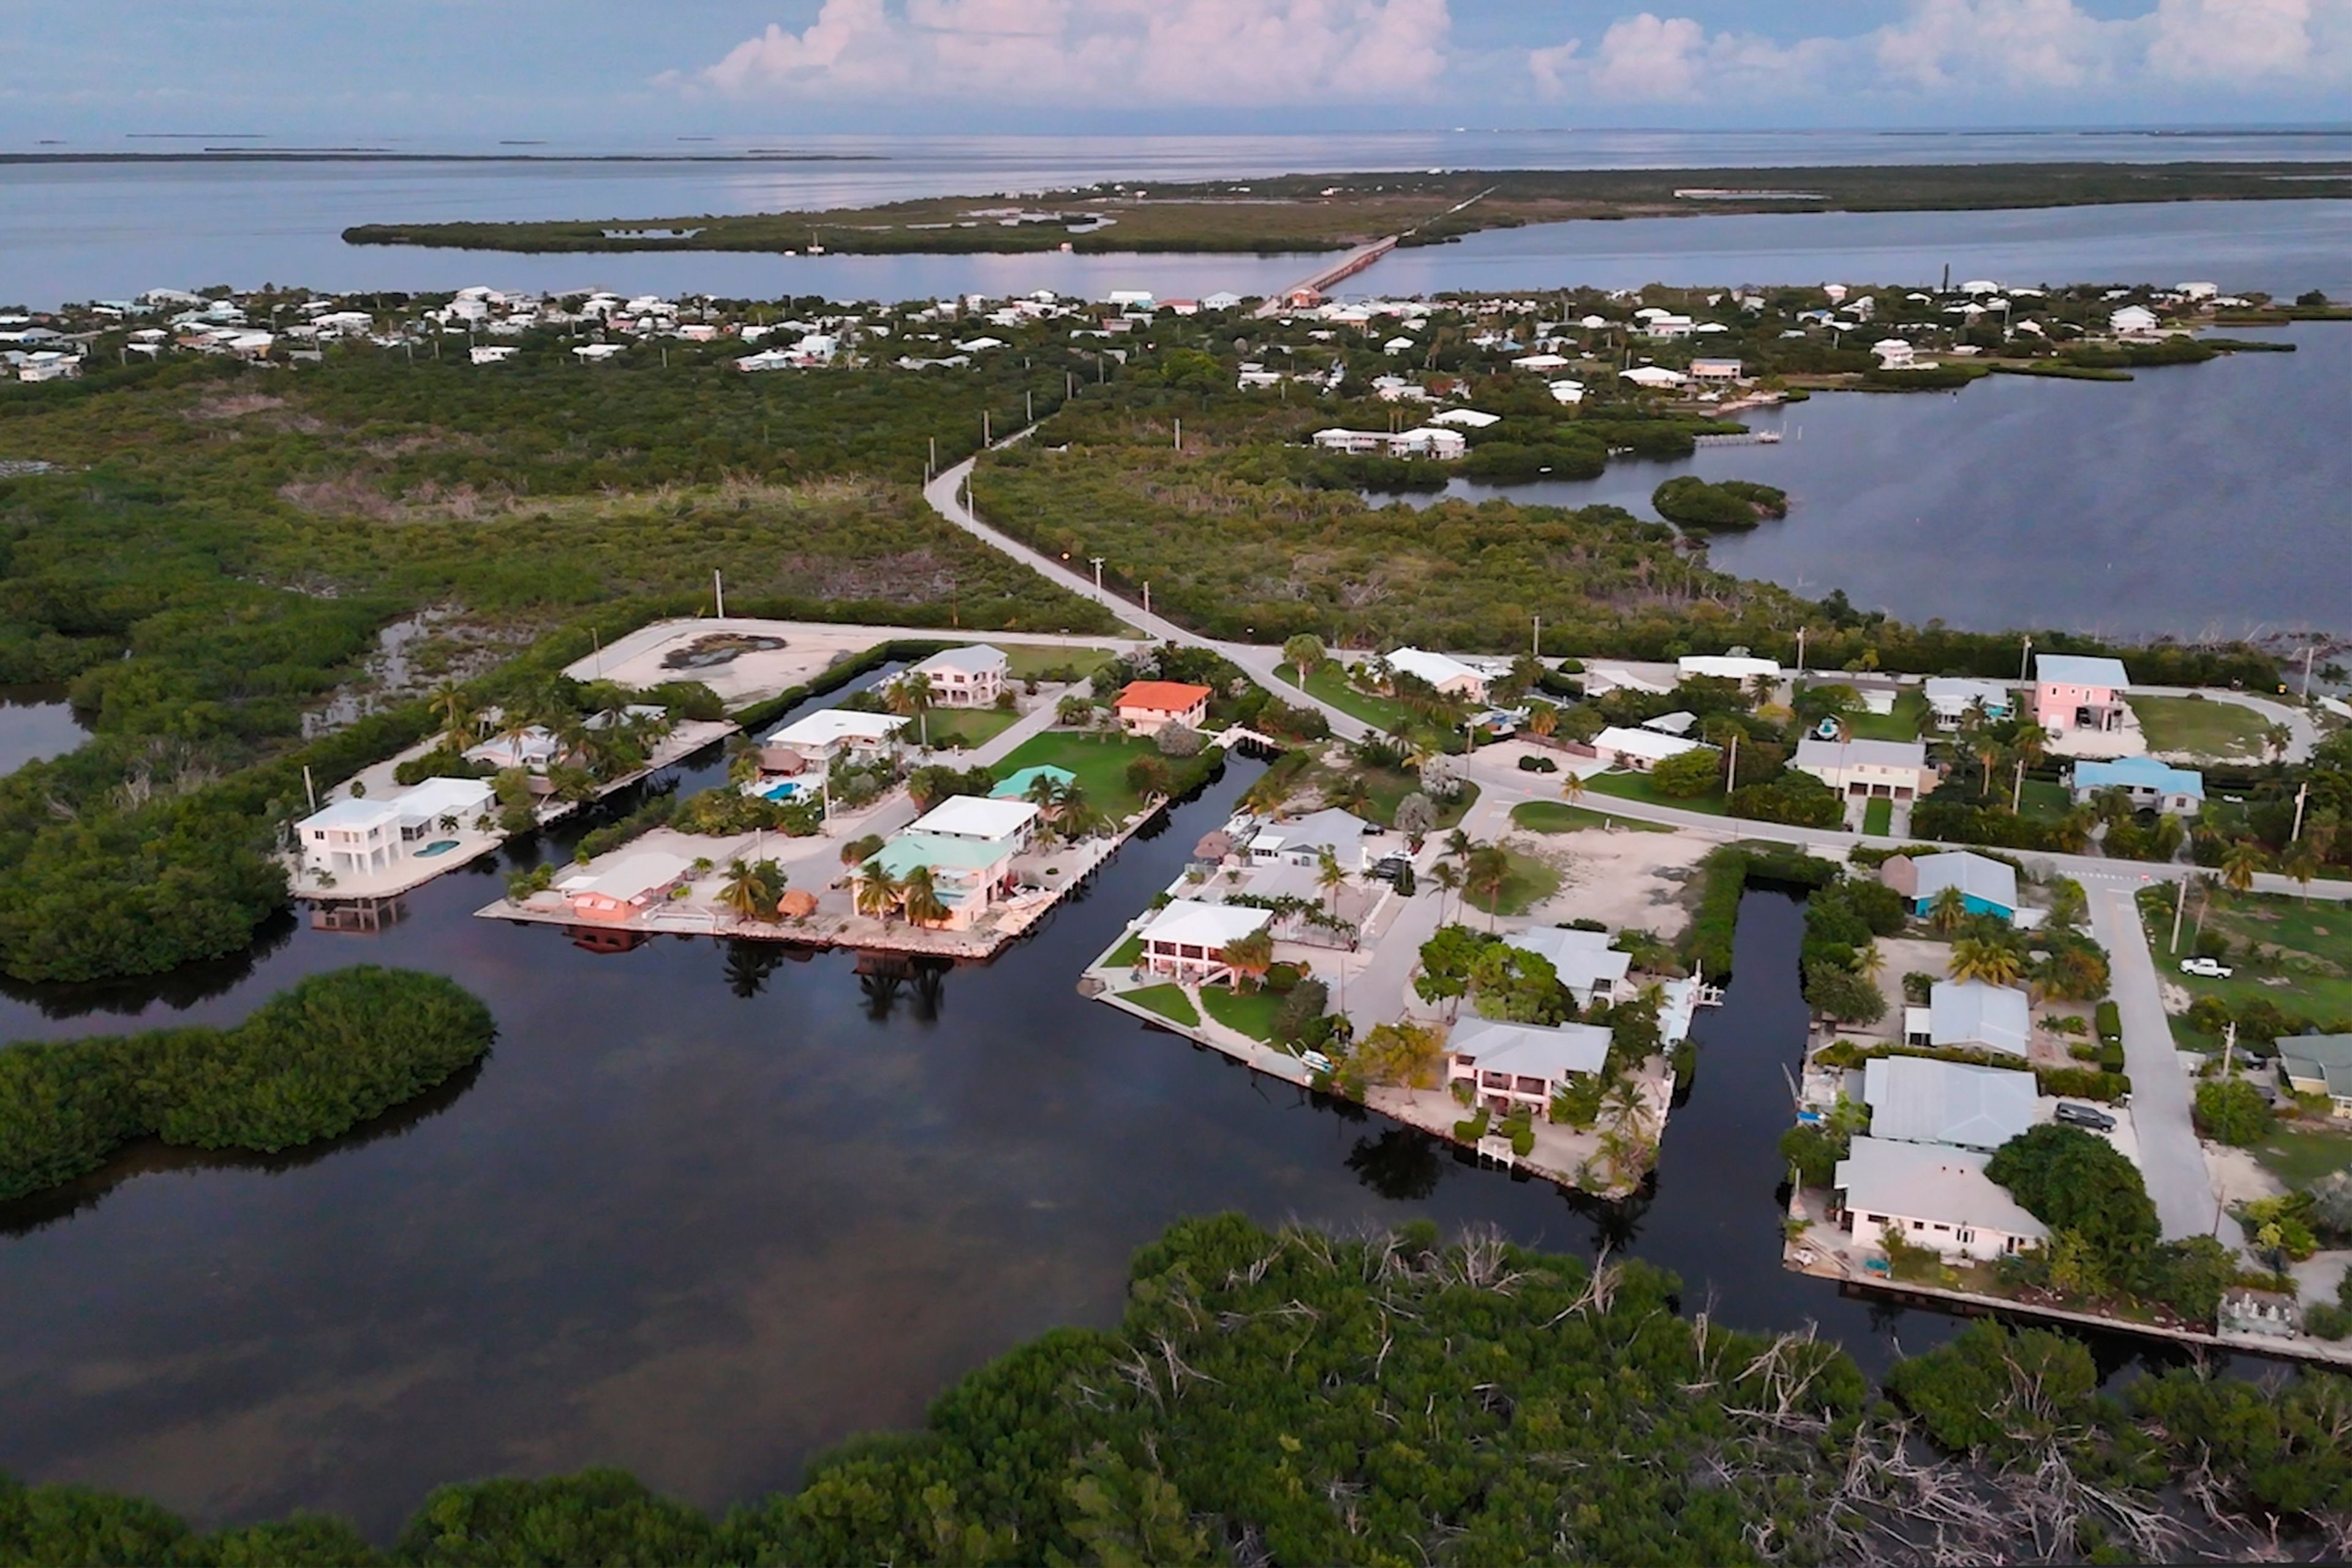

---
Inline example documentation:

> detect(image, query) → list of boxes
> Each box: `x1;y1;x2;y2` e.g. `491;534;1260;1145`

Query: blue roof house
2070;756;2204;816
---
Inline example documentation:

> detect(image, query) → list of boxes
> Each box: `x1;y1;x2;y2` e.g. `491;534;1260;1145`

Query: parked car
2179;956;2234;978
1369;855;1413;885
2054;1102;2117;1132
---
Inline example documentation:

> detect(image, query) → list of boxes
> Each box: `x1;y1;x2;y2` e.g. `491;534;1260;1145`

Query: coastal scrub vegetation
0;352;1109;983
0;965;494;1202
11;1217;2352;1564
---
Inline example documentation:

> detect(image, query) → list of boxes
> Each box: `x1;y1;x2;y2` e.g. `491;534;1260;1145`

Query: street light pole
1090;556;1105;601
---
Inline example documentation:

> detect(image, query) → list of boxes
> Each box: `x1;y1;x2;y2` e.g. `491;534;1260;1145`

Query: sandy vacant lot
1510;826;1710;941
565;616;1138;705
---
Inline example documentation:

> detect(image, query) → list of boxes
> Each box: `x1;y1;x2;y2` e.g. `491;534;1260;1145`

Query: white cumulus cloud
678;0;1452;106
1528;0;2350;104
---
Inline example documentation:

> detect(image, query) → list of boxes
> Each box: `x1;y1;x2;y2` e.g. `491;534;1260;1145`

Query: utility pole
1089;556;1105;601
2012;756;2026;815
2304;643;2318;701
2223;1020;2238;1080
1795;626;1807;676
1025;389;1033;423
303;764;317;813
982;410;991;445
1532;614;1541;659
1142;582;1152;625
592;626;602;680
2019;634;2033;684
929;435;937;480
1725;729;1739;794
1174;417;1182;450
2293;780;2311;842
2169;876;2188;954
714;570;725;619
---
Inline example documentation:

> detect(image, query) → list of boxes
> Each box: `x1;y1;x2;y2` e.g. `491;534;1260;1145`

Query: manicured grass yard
994;729;1166;820
1583;769;1727;815
1463;846;1563;918
2017;778;2073;821
2129;694;2272;758
1200;984;1285;1042
1103;933;1145;968
920;706;1021;750
1862;797;1893;836
1286;662;1462;752
1000;644;1115;681
1122;983;1199;1027
1510;801;1673;835
1846;690;1928;742
2252;1123;2352;1189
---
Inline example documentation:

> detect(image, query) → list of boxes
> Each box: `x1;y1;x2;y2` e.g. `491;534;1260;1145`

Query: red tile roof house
1114;680;1213;736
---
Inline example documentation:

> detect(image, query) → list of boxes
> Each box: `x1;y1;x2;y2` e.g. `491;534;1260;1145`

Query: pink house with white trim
2032;654;2130;736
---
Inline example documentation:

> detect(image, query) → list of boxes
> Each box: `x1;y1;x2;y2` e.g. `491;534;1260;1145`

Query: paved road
923;454;1374;743
2090;880;2242;1246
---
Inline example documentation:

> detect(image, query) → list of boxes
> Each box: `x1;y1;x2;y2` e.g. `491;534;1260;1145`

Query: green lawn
2152;888;2352;1024
1354;766;1479;831
1286;662;1463;751
1510;801;1673;835
2251;1123;2352;1189
920;706;1021;750
1200;985;1284;1042
1862;796;1893;836
1001;643;1115;681
1463;847;1563;918
1103;933;1145;968
2129;694;2272;758
1583;769;1728;815
1122;983;1200;1027
994;729;1165;820
1847;690;1928;742
2018;778;2073;822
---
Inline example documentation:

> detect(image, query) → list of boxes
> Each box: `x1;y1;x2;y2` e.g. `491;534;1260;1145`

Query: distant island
339;159;2352;257
1;150;882;166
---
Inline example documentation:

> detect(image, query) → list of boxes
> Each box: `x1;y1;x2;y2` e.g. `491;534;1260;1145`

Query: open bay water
4;129;2351;306
1392;322;2352;640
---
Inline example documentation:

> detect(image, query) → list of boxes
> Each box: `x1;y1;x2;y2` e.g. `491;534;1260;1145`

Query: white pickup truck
2179;956;2235;979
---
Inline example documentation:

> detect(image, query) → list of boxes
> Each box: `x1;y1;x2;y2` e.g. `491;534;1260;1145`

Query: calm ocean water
5;129;2351;306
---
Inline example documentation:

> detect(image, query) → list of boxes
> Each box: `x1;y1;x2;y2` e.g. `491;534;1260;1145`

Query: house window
1910;1220;1924;1231
1957;1229;1974;1245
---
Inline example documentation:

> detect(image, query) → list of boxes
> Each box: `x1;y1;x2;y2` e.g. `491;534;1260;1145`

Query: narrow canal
0;712;2182;1537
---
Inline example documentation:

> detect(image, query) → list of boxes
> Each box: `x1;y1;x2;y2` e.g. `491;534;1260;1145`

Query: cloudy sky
6;1;2349;139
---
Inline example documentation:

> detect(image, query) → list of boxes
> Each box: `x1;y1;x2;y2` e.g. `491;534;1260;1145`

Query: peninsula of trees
342;160;2352;257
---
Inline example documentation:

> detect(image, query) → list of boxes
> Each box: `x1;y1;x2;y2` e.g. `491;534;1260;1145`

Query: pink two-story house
2032;654;2130;736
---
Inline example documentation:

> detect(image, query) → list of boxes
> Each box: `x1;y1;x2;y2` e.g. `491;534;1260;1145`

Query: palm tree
1926;886;1969;935
1315;846;1348;918
1221;927;1275;991
726;734;763;789
717;859;767;924
1526;706;1558;739
1559;770;1587;807
1429;861;1462;925
1948;936;2026;988
2285;845;2321;905
2264;722;2293;766
854;865;903;924
2220;839;2266;895
1856;942;1887;981
1464;843;1511;930
898;864;950;927
888;670;935;748
1745;671;1779;711
428;680;475;753
1281;633;1326;684
1444;827;1475;865
1054;781;1106;842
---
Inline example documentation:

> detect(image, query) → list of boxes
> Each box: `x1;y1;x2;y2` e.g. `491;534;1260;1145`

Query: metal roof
1864;1056;2037;1150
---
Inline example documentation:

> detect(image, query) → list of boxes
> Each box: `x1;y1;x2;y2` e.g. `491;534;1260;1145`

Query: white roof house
1863;1057;2037;1151
1923;677;2013;724
918;644;1009;677
1593;726;1711;769
396;775;496;827
1549;379;1587;405
1926;981;2032;1057
1909;850;2019;916
1793;737;1937;801
907;794;1040;845
1381;647;1489;700
1428;408;1502;428
2034;654;2130;691
1504;927;1634;1005
1248;807;1382;870
1447;1018;1615;1113
1620;365;1689;389
1678;654;1781;683
766;709;910;753
2109;304;2161;336
1835;1136;2048;1262
1139;899;1270;950
299;796;404;836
